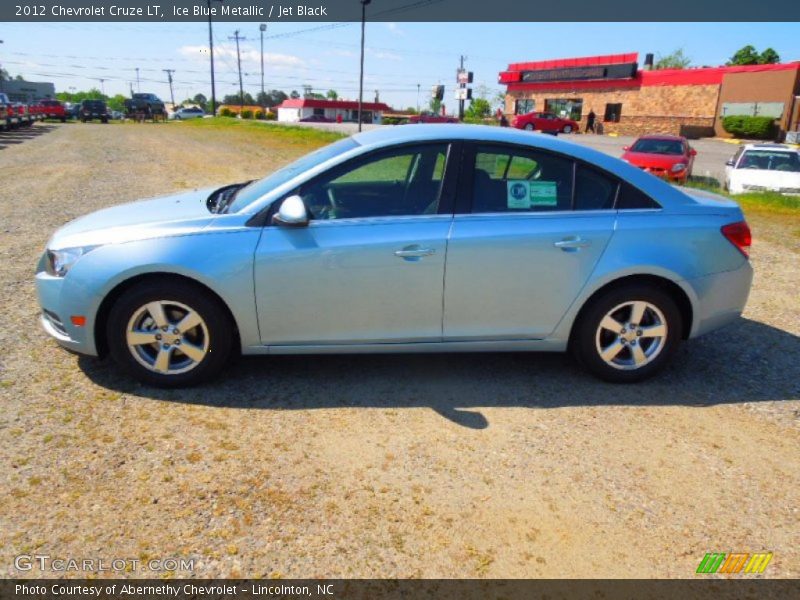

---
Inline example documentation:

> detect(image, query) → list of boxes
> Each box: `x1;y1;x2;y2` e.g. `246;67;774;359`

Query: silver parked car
169;106;205;120
36;125;753;387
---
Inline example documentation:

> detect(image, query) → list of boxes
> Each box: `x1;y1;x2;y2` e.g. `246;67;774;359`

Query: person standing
586;109;596;133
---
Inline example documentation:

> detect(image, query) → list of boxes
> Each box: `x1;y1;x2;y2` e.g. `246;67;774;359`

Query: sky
1;21;798;111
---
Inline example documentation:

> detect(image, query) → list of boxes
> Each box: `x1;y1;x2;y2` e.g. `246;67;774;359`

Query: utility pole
259;23;267;104
163;69;176;109
229;30;246;111
416;83;420;112
458;55;466;120
98;78;106;96
135;67;140;92
207;0;217;115
358;0;371;132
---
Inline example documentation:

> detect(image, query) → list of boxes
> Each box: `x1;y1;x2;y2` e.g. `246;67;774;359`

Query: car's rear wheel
107;280;233;387
524;123;535;131
571;284;682;383
562;125;573;133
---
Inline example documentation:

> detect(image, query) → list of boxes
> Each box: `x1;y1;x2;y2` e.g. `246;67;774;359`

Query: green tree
759;47;781;64
289;90;300;99
727;45;760;66
0;68;10;81
192;93;208;108
465;97;491;121
106;94;127;112
429;97;442;115
654;48;691;69
326;89;339;100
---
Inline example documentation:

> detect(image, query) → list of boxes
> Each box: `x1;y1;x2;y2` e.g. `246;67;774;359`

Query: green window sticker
529;181;558;206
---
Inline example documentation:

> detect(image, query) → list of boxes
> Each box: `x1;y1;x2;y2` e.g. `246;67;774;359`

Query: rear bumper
687;261;753;338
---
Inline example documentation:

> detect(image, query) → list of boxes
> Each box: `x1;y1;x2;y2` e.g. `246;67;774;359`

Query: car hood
47;188;217;250
623;151;685;168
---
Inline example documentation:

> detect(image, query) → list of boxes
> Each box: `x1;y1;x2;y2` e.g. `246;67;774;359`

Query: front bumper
36;271;98;356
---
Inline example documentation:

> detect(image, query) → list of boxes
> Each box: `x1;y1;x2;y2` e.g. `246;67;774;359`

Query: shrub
722;115;775;139
254;110;265;120
241;109;253;119
220;107;233;117
264;111;277;121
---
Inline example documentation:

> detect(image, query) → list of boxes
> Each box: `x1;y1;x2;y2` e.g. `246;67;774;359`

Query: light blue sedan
36;125;753;387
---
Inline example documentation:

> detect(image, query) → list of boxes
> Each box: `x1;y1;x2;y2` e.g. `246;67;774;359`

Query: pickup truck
0;93;19;130
124;93;167;118
40;99;68;122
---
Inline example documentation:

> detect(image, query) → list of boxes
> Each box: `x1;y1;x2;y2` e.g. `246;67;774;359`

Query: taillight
721;221;752;258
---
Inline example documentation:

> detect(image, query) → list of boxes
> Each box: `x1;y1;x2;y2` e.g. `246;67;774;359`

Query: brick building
499;53;800;139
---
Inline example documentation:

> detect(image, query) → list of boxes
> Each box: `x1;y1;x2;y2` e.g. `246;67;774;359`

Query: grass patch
682;180;800;213
180;116;345;144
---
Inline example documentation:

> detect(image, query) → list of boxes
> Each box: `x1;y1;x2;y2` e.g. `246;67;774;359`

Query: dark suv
80;99;109;123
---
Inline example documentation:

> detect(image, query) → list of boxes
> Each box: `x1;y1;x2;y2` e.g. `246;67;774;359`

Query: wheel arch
93;272;241;358
568;274;694;345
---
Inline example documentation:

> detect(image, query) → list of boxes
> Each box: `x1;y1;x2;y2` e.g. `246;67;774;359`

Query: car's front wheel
571;284;682;383
524;123;535;131
107;280;233;387
562;125;573;133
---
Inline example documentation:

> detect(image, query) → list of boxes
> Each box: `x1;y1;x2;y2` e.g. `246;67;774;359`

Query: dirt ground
0;121;798;579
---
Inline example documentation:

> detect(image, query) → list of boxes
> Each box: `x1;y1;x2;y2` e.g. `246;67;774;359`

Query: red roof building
499;52;800;138
276;98;393;124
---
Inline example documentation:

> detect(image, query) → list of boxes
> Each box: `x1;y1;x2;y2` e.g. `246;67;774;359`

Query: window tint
299;144;448;220
616;182;661;209
575;165;618;210
471;146;574;213
604;103;622;123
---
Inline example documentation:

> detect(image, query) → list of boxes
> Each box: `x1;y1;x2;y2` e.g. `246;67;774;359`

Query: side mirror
622;146;630;151
689;148;697;156
272;195;309;227
725;159;735;167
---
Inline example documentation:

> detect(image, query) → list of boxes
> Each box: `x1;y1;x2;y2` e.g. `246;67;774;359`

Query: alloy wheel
594;300;667;370
125;300;209;375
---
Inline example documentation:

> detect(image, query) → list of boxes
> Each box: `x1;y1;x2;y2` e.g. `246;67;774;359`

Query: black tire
571;283;682;383
524;123;535;131
60;117;66;123
107;280;234;387
562;125;573;133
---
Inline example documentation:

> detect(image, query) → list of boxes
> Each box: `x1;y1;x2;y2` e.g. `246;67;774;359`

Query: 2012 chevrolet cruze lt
36;125;753;387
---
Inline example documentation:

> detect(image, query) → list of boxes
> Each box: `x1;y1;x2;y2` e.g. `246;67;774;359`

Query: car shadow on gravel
0;124;59;148
78;317;800;429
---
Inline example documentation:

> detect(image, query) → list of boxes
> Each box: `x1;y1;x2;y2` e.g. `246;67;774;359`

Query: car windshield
630;139;684;155
738;150;800;172
226;137;360;213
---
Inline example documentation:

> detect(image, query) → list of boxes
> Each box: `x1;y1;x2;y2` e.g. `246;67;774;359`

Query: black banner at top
2;0;800;22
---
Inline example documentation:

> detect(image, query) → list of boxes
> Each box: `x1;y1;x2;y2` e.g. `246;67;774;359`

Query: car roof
635;134;685;141
742;143;796;152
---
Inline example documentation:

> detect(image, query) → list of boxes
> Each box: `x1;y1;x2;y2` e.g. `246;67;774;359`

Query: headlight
671;163;687;173
45;246;97;277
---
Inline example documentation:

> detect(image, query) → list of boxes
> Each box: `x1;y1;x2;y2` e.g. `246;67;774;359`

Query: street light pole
259;23;266;105
358;0;371;132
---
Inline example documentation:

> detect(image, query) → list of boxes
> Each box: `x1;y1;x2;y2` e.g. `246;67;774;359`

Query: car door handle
394;245;436;260
554;237;591;250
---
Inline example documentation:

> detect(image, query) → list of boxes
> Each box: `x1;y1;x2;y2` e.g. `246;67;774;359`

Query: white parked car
724;143;800;195
169;106;205;120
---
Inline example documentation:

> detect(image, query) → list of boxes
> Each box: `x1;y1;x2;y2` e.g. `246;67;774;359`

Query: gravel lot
0;121;798;579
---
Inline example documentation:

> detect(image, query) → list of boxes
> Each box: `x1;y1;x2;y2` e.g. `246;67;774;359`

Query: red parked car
621;135;697;183
407;112;459;124
40;99;68;122
512;111;578;133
